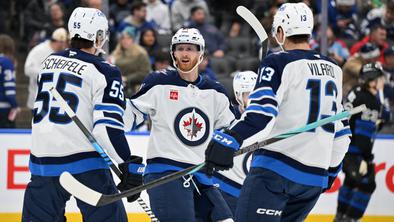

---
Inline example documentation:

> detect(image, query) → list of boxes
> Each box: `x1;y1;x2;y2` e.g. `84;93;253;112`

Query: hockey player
335;63;390;222
22;7;143;222
204;3;351;222
125;28;235;222
0;34;19;128
212;70;257;214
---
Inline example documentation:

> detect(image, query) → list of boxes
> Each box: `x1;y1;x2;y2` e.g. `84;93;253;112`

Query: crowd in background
0;0;393;132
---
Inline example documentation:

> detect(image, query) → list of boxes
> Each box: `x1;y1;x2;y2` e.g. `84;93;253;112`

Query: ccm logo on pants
256;208;282;216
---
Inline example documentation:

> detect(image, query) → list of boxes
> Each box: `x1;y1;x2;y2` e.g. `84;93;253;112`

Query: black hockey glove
322;164;342;193
342;154;363;182
205;129;242;176
117;155;145;202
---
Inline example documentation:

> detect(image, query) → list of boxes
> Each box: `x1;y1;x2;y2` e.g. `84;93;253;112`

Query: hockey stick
236;5;268;60
49;87;159;222
59;104;365;207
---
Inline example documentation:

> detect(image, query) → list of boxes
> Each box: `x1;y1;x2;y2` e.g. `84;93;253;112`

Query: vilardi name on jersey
126;68;235;185
231;50;351;188
30;49;130;176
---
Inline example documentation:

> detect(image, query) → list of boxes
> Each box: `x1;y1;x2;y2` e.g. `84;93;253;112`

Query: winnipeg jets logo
174;107;210;146
183;109;203;140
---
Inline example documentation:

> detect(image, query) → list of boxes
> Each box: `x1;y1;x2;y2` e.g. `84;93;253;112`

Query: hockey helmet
68;7;109;51
170;28;205;73
272;2;314;38
359;62;384;84
233;71;258;106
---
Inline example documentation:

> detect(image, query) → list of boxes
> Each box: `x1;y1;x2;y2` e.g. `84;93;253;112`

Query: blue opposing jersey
125;68;235;185
230;49;351;188
30;49;131;176
0;55;17;112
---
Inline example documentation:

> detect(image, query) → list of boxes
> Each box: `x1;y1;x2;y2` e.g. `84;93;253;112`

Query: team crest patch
169;90;179;100
174;107;210;146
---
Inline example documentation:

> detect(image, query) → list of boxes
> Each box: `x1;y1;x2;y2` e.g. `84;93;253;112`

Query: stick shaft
50;87;158;220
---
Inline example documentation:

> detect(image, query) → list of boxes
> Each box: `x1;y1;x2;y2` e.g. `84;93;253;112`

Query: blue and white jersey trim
335;127;352;138
251;150;328;188
244;104;278;117
94;117;124;128
94;104;124;116
249;87;276;101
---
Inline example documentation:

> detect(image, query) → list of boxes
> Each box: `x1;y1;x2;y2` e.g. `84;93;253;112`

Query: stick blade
236;6;268;42
60;171;102;206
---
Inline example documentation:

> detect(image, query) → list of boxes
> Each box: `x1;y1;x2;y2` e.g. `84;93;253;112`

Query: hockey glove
205;129;242;176
343;154;364;182
117;155;145;202
322;163;342;193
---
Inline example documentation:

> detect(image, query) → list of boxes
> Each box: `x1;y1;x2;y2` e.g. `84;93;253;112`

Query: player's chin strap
274;35;285;52
94;38;107;56
172;53;204;74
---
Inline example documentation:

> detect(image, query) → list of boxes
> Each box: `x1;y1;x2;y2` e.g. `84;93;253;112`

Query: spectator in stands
110;0;131;26
171;0;209;31
109;0;132;51
198;55;218;81
350;24;388;63
24;0;51;49
24;28;68;111
145;0;171;34
0;34;19;128
44;3;66;38
383;46;394;101
311;26;350;66
153;50;172;71
361;0;394;40
139;28;160;67
186;6;226;58
343;43;381;96
86;0;102;9
117;1;156;40
328;0;360;40
109;27;151;96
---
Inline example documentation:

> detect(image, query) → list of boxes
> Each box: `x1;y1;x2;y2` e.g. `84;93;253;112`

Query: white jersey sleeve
90;59;131;164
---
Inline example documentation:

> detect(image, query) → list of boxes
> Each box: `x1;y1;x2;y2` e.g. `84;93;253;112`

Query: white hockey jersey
30;49;131;176
127;68;235;184
230;49;351;188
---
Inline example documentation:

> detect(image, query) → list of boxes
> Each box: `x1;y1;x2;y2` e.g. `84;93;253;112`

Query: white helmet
272;3;313;46
170;28;205;73
68;7;109;52
233;71;258;107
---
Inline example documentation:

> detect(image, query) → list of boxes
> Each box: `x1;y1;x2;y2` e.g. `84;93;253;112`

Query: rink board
0;130;393;221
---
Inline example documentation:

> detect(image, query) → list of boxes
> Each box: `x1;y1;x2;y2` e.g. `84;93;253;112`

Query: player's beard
176;56;199;72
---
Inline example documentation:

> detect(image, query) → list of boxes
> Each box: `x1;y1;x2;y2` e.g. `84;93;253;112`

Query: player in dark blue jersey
335;63;390;222
0;34;19;128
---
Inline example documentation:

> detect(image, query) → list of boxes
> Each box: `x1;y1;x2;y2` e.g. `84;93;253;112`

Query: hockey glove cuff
117;155;145;202
205;129;242;176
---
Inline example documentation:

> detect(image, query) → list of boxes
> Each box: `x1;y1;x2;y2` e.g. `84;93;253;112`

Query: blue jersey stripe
335;128;352;138
94;104;124;115
212;176;241;197
251;155;328;187
29;157;109;176
245;105;278;117
249;88;276;100
94;119;124;128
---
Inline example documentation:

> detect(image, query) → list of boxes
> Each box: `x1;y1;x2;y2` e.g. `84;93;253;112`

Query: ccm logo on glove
212;131;240;150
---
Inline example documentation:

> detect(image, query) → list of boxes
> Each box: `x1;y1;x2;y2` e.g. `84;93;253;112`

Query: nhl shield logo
174;107;210;146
